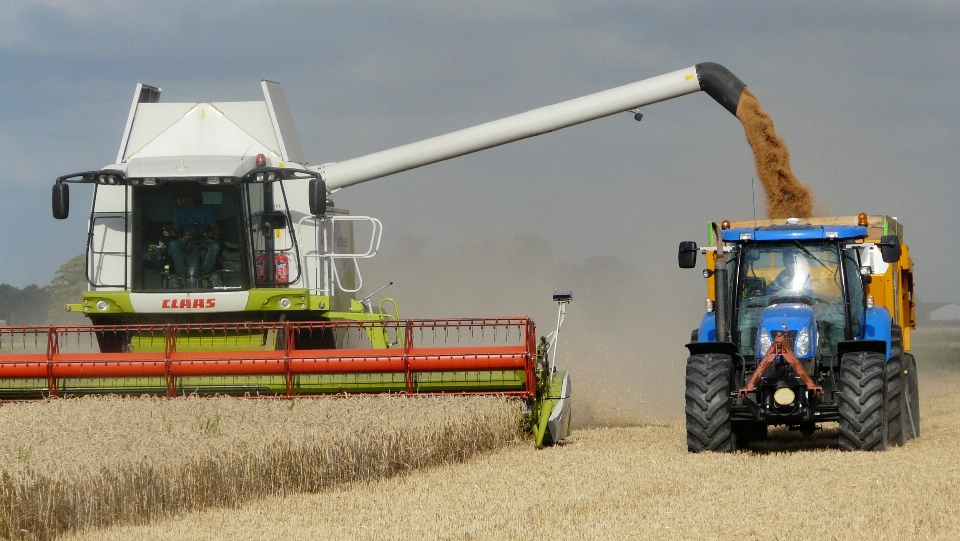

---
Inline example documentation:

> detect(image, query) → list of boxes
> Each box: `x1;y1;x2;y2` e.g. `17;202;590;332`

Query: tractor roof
721;224;868;243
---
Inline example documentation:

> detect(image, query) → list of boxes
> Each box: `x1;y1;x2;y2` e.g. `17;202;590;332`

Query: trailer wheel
838;351;887;451
884;356;905;446
685;353;735;453
903;353;920;440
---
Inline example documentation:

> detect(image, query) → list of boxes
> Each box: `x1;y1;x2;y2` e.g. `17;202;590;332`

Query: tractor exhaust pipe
713;252;731;343
316;63;748;191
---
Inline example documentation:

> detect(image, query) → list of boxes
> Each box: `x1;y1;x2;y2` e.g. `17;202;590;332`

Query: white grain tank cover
112;82;307;165
261;80;306;164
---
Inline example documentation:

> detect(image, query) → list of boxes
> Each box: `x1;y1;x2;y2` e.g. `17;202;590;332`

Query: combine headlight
279;297;292;309
795;326;810;357
96;300;109;311
256;173;265;182
758;326;772;352
739;232;752;241
266;172;276;182
144;178;157;186
206;177;221;185
774;387;796;406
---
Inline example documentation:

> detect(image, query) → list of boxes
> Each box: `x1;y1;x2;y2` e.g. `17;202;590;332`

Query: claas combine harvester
2;63;753;446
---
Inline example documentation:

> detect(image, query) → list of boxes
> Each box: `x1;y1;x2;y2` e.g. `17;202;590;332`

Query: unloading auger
3;63;748;446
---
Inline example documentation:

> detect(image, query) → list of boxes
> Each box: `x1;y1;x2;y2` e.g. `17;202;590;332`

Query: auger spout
315;63;747;191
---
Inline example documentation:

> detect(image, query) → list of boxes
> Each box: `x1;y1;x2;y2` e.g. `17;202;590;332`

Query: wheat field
0;395;522;541
55;371;960;541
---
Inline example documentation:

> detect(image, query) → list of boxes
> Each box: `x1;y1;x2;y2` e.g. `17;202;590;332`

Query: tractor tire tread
685;354;734;453
838;351;886;451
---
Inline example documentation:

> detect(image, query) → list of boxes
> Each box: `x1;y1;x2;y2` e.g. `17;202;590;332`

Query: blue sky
2;1;958;304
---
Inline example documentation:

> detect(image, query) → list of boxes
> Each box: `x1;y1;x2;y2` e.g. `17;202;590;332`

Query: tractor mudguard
862;306;893;359
685;341;739;357
697;311;717;342
837;340;888;357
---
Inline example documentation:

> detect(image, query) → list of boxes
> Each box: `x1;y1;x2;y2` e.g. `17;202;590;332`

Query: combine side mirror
261;211;288;231
309;179;327;216
52;183;69;220
678;241;698;269
879;235;901;263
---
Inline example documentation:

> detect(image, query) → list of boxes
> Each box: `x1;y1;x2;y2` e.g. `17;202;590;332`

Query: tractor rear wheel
884;356;905;446
903;353;920;440
838;351;887;451
685;353;735;453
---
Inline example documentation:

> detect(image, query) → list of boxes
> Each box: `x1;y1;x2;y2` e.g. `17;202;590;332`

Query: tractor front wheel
884;356;905;446
685;353;735;453
838;351;887;451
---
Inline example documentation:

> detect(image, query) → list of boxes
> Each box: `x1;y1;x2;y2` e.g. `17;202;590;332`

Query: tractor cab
678;216;915;452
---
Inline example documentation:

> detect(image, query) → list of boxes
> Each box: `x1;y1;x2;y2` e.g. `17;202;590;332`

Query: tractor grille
783;330;798;351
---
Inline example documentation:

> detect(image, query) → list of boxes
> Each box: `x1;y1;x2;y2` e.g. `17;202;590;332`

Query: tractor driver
165;189;221;281
768;248;813;296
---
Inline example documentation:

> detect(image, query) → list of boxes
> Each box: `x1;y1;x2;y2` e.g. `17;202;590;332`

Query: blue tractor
679;215;919;452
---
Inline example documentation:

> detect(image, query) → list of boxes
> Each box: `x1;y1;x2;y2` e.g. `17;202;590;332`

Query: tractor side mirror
678;241;698;269
879;235;901;263
52;183;69;220
309;179;327;216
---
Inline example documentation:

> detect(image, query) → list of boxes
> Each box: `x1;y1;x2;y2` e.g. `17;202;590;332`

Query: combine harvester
2;63;749;446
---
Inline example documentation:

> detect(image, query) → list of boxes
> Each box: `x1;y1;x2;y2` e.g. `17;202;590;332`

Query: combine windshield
133;183;248;292
735;243;849;356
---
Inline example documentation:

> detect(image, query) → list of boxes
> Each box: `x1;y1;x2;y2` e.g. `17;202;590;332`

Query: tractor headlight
278;297;292;309
96;300;109;311
758;326;772;352
795;326;810;357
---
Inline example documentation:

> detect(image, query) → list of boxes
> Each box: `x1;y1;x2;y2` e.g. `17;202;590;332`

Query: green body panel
129;331;279;352
78;291;135;314
243;289;311;311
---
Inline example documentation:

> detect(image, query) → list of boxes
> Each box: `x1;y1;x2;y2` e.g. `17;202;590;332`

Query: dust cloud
736;88;814;219
363;233;691;428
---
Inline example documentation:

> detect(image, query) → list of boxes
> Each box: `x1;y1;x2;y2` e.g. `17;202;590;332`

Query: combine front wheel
685;353;735;453
838;351;887;451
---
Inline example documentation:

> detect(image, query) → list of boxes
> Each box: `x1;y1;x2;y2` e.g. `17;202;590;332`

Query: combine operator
165;189;221;287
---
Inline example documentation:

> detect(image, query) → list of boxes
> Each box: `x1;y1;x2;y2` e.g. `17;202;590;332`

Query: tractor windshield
735;243;847;357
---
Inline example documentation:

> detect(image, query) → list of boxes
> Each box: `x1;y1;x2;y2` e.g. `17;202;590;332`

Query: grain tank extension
5;63;749;446
679;215;919;451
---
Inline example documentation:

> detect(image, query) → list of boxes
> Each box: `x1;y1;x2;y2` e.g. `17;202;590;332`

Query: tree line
0;255;86;325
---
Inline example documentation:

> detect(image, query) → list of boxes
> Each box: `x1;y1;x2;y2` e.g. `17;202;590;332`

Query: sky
2;1;959;297
2;1;958;421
